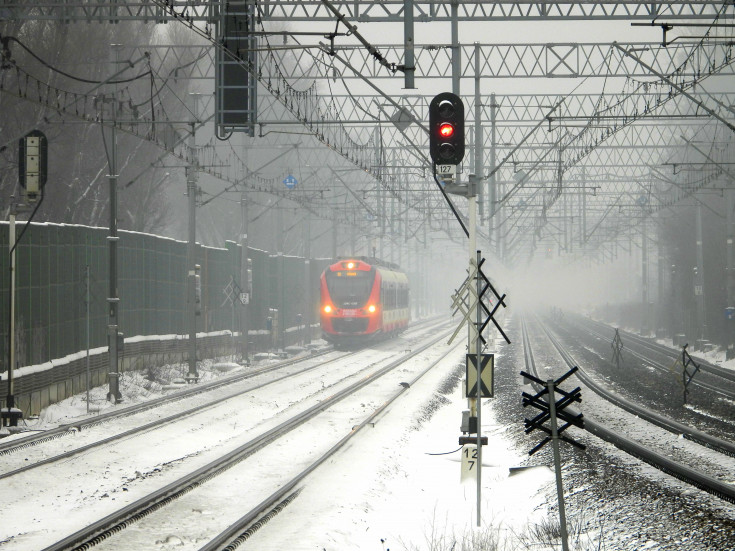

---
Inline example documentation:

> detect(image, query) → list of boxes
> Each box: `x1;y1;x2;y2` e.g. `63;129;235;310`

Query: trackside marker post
3;130;48;427
521;368;585;551
611;328;624;368
681;343;701;403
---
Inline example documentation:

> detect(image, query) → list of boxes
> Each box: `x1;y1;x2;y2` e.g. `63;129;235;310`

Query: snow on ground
2;343;577;551
1;356;246;435
244;348;557;551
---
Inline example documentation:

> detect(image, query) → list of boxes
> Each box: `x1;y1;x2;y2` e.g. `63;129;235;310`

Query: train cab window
325;269;375;308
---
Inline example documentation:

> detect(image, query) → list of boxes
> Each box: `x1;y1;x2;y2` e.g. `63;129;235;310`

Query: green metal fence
0;222;333;378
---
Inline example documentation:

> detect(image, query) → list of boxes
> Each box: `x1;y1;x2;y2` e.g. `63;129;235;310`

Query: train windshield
325;270;375;308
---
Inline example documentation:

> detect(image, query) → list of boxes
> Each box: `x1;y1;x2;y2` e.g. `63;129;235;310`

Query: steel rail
0;316;447;459
0;351;359;481
577;314;735;384
536;317;735;457
1;318;449;480
40;323;454;551
200;337;462;551
520;316;735;504
0;349;334;456
563;315;735;401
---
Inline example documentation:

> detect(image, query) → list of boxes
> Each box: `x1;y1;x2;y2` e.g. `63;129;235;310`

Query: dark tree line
656;130;735;352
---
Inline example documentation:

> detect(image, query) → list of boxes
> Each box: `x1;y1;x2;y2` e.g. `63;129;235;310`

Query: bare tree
0;19;200;237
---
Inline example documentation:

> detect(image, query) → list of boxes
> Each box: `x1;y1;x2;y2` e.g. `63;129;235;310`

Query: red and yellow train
320;257;409;346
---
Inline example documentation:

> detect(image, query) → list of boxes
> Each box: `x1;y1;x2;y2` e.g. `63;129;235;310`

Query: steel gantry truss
2;0;735;265
2;1;733;23
119;40;735;83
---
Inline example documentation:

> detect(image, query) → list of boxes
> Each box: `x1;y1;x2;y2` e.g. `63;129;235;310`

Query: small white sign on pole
436;164;457;185
460;443;478;483
436;164;457;178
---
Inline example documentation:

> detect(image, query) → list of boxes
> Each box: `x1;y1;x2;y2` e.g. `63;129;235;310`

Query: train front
320;259;381;346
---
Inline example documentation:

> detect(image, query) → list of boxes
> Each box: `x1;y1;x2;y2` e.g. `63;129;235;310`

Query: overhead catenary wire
1;33;152;85
147;0;430;238
318;0;405;76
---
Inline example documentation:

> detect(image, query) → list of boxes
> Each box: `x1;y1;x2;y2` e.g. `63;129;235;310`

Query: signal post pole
429;89;484;526
4;131;48;426
106;44;123;403
240;192;250;363
186;93;200;382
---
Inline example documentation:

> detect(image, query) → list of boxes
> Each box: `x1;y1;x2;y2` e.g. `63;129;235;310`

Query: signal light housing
429;92;465;166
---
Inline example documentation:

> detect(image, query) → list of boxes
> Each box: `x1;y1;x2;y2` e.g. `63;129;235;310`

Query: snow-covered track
521;317;735;504
0;351;356;481
37;323;455;551
0;350;335;457
580;315;735;384
200;339;461;551
0;316;447;463
538;317;735;457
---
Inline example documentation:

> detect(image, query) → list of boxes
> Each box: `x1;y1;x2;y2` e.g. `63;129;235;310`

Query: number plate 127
460;443;478;483
437;164;457;176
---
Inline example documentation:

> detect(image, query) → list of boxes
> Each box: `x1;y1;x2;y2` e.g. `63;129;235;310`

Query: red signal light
429;92;465;165
439;123;454;138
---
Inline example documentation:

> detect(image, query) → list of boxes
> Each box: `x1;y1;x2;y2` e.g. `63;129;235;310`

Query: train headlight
368;304;376;313
347;262;355;269
324;305;332;313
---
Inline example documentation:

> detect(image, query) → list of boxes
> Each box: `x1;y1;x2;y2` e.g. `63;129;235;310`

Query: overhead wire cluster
255;17;380;175
497;2;735;258
0;29;355;226
144;0;398;236
561;2;735;175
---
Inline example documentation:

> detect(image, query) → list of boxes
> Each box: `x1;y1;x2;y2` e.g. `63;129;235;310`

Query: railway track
562;313;735;401
579;314;735;383
0;350;355;482
200;335;462;551
521;316;735;505
0;316;447;468
3;320;457;551
547;312;735;451
0;349;335;456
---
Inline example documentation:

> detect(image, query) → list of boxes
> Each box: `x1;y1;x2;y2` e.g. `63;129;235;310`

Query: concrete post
106;44;123;402
239;193;250;363
694;203;707;346
727;189;735;358
186;93;200;382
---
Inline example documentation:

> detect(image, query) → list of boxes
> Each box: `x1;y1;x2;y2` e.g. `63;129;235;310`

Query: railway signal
18;130;47;204
429;92;465;167
3;130;50;427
